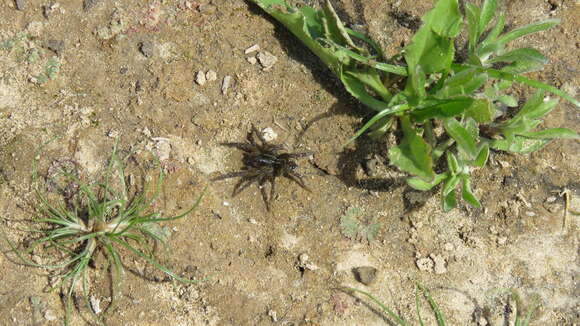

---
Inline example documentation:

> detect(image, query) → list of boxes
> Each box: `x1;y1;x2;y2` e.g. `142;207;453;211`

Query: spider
213;126;311;211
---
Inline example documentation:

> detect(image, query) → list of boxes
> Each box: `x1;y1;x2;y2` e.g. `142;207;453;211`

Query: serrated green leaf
407;173;448;191
501;59;545;74
362;222;380;243
388;115;434;180
446;152;460;175
472;144;490;167
411;97;474;122
340;73;389;112
461;176;481;208
428;0;463;38
497;95;518;107
321;0;359;50
442;175;460;196
404;0;460;74
512;91;559;121
489;48;547;65
340;209;360;239
520;128;579;139
443;118;478;159
478;13;505;55
479;0;497;35
465;98;494;123
466;3;481;53
497;19;560;45
406;64;426;99
436;68;488;98
491;136;550;153
443;188;457;211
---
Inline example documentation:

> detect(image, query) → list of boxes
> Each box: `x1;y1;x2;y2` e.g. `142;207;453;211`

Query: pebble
246;56;257;65
90;297;101;314
153;139;171;161
107;129;119;138
497;236;508;245
205;70;217;82
353;266;378;285
195;71;207;86
44;309;57;321
15;0;26;11
83;0;100;11
138;41;154;58
430;254;447;274
261;127;277;142
244;44;260;54
298;253;319;271
257;51;278;70
416;257;434;272
221;75;232;95
268;309;278;322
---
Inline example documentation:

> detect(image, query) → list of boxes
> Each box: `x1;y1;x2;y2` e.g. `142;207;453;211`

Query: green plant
345;286;541;326
0;141;205;325
339;207;380;243
248;0;579;211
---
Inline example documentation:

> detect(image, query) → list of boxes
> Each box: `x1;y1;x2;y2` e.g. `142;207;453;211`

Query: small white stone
107;129;119;138
44;309;57;321
153;139;171;161
268;309;278;322
90;297;101;314
223;201;230;207
245;44;260;54
298;253;309;264
205;70;217;82
497;236;508;245
221;75;232;95
246;56;257;65
416;257;434;272
430;254;447;274
195;71;207;86
257;51;278;70
261;127;277;142
248;218;257;224
142;127;152;137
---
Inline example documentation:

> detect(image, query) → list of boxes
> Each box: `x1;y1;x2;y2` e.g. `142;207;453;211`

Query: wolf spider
213;126;311;211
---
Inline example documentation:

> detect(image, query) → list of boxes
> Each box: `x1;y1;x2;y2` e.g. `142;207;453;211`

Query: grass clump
1;141;204;325
248;0;579;211
345;285;541;326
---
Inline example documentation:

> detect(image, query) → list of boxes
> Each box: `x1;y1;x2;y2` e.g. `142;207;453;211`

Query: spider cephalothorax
214;126;311;211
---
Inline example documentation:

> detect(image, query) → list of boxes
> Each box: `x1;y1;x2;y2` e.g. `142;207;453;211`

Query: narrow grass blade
344;287;409;326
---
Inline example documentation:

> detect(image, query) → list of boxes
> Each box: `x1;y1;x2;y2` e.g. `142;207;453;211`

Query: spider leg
258;175;271;211
282;152;313;159
232;175;259;197
269;175;276;207
211;171;251;181
284;171;310;192
220;142;255;153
